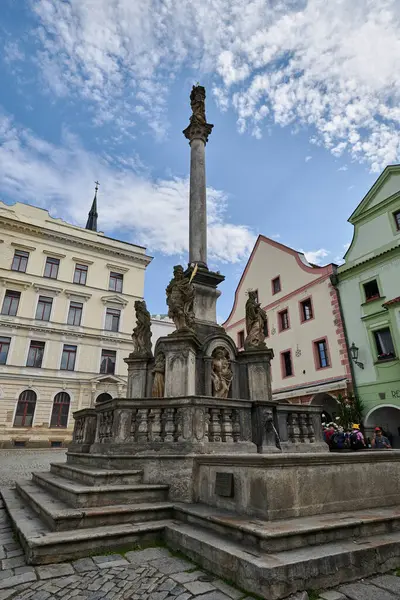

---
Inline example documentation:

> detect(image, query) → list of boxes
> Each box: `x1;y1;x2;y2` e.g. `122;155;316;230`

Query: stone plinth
157;333;201;398
124;354;152;398
238;347;274;401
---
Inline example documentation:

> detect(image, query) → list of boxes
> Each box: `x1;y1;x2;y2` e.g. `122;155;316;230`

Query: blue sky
0;0;399;321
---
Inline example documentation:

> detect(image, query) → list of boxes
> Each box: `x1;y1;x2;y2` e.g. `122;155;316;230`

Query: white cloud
338;165;348;171
305;156;312;162
0;112;255;264
301;248;330;265
271;233;281;239
17;0;399;169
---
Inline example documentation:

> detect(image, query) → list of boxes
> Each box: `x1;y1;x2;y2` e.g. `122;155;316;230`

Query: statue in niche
131;300;152;356
244;290;268;349
211;347;233;399
263;408;281;450
151;352;165;398
166;265;195;332
190;85;207;125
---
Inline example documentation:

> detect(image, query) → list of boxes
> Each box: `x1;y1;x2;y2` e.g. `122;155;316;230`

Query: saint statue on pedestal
131;300;152;356
152;352;165;398
244;290;268;349
211;347;233;399
166;265;195;332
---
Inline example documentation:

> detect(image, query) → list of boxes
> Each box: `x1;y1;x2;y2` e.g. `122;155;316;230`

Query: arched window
50;392;71;428
96;392;112;404
14;390;37;427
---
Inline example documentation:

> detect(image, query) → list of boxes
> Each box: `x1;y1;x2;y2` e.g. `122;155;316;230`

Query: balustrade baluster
209;408;222;442
299;413;308;442
221;409;233;442
204;410;210;442
306;413;316;443
149;408;162;442
292;413;301;443
163;408;176;442
232;410;241;442
136;408;149;442
130;409;137;441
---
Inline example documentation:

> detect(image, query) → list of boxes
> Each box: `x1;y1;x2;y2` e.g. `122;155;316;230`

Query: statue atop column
244;291;268;349
183;85;213;144
131;300;152;356
166;265;195;332
152;351;166;398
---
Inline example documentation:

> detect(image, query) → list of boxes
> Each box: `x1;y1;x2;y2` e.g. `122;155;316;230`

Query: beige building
223;235;352;416
0;197;152;447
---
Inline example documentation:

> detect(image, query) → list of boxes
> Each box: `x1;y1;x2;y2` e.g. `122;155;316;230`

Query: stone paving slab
338;582;398;600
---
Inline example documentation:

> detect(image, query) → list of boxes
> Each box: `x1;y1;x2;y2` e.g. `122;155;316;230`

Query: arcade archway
364;405;400;448
311;392;340;423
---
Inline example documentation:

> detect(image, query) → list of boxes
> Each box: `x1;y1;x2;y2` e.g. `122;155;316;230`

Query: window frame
11;250;29;273
35;296;53;321
299;297;314;323
73;263;88;286
313;337;331;370
0;336;11;365
105;307;121;332
100;349;117;375
393;209;400;231
278;308;290;332
109;272;123;293
237;330;245;349
281;349;294;378
26;340;45;368
44;256;60;279
373;327;396;361
13;390;37;428
1;290;21;316
271;276;281;295
60;344;77;371
67;301;83;326
50;392;71;428
363;279;380;303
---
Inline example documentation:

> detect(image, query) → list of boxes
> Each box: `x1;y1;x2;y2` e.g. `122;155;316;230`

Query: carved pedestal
157;333;202;398
238;348;274;402
124;354;152;398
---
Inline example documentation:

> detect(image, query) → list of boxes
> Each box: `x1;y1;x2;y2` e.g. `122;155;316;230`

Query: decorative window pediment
0;277;32;290
101;295;128;307
106;263;129;273
64;289;92;301
33;283;63;296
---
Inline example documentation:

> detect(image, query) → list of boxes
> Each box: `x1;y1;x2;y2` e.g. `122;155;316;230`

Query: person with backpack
349;424;366;450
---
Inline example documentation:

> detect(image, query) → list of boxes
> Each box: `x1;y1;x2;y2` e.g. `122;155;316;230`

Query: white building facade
0;201;152;447
223;236;352;416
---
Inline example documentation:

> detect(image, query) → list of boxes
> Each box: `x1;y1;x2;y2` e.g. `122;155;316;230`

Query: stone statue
166;265;195;332
244;290;268;349
131;300;152;355
211;348;233;399
190;85;207;125
151;352;165;398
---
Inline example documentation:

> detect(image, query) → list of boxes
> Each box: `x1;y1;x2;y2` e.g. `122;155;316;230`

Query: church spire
85;181;99;231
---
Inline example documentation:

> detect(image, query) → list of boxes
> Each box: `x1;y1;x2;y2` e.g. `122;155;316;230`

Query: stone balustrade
71;398;327;455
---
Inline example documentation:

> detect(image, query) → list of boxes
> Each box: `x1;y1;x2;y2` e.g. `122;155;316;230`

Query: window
73;264;88;285
44;257;60;279
272;277;281;294
100;349;117;374
237;330;245;349
35;296;53;321
282;351;293;377
50;392;70;428
300;298;313;322
279;309;290;331
0;337;11;365
61;345;77;371
109;272;123;293
11;250;29;273
96;392;113;403
1;290;21;316
67;302;83;326
363;279;380;302
394;210;400;231
14;390;37;427
26;341;45;368
374;328;396;361
315;339;329;368
105;308;121;332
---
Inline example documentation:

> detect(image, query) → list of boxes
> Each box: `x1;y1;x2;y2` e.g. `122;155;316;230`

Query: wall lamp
350;343;364;369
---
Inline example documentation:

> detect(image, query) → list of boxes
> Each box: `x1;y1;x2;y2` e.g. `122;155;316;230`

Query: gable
349;165;400;223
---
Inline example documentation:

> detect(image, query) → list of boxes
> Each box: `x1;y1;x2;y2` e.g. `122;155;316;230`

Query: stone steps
165;520;400;600
66;452;152;471
16;480;173;531
50;462;144;486
174;502;400;553
2;487;167;565
32;471;169;507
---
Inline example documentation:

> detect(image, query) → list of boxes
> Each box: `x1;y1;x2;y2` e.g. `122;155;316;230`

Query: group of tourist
323;422;392;451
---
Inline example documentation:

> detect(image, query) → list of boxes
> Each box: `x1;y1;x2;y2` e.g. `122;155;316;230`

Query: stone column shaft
189;138;207;267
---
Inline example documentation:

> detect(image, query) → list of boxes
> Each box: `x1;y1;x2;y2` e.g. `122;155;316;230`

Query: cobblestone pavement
0;450;66;487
